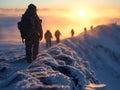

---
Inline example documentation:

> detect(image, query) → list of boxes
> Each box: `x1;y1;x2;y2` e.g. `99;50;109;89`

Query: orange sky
0;0;120;42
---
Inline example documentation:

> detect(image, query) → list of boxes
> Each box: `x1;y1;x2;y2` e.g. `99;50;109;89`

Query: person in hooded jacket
71;29;75;37
44;30;53;48
18;4;43;63
54;30;61;43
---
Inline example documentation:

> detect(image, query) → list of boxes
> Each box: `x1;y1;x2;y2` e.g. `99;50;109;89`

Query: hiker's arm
40;28;43;40
39;19;43;41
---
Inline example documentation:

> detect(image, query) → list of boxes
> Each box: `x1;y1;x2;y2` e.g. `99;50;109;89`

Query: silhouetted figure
71;29;75;37
44;30;53;48
90;25;93;30
17;4;43;63
84;27;87;32
55;30;61;43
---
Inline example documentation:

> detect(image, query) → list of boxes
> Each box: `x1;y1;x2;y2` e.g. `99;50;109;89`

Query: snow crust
1;24;120;90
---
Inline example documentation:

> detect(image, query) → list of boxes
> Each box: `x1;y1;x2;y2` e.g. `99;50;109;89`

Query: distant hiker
84;27;87;32
55;30;61;43
17;4;43;63
71;29;75;37
44;30;53;48
90;25;93;30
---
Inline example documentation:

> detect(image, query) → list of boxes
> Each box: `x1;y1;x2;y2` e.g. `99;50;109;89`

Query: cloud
0;14;80;42
92;17;120;25
0;8;25;16
0;16;20;28
0;8;24;12
0;16;21;42
40;8;69;12
0;7;120;43
0;8;70;16
0;26;21;42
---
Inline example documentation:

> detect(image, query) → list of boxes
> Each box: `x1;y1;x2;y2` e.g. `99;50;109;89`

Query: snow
63;24;120;90
0;43;98;90
86;83;106;90
0;23;120;90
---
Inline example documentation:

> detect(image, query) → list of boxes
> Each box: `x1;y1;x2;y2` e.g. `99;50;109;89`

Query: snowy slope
63;23;120;90
0;23;120;90
0;43;99;90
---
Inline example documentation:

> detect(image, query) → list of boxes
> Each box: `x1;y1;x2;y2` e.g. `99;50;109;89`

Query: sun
78;9;85;17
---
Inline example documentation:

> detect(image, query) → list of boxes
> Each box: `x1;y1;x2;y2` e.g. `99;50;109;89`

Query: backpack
18;14;43;40
17;15;34;39
17;21;26;39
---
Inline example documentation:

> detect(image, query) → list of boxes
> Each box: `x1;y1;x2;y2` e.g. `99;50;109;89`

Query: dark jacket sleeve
34;15;43;40
39;19;43;40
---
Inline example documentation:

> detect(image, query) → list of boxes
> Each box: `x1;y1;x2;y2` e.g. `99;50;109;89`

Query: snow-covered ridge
0;23;120;90
0;43;99;90
63;24;120;75
63;23;120;90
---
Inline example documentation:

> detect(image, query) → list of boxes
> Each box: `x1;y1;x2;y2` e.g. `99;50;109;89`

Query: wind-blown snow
0;23;120;90
0;43;99;90
63;23;120;90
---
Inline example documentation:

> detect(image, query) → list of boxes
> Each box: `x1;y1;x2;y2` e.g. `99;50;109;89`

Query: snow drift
63;23;120;90
1;23;120;90
0;43;99;90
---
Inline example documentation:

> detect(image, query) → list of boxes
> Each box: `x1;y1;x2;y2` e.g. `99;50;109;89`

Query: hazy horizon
0;0;120;42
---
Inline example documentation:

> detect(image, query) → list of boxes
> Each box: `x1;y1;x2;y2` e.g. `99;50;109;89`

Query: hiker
71;29;75;37
44;30;53;48
17;4;43;63
90;25;93;30
84;27;87;32
55;30;61;43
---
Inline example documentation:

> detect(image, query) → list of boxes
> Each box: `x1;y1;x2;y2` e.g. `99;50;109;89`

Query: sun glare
79;9;85;17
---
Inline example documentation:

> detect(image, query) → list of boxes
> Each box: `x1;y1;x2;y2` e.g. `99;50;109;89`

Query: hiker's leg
25;39;32;63
46;40;49;48
49;40;51;47
46;41;48;48
57;38;59;43
33;40;39;60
